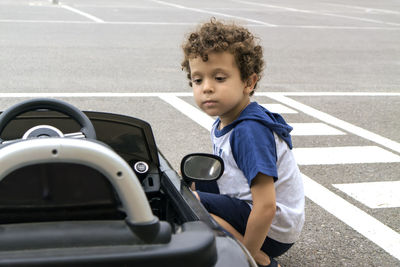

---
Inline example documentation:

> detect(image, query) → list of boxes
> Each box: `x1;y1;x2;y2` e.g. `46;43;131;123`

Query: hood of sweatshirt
216;102;293;149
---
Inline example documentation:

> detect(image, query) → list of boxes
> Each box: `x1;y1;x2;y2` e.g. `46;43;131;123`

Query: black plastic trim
126;216;171;244
0;221;217;267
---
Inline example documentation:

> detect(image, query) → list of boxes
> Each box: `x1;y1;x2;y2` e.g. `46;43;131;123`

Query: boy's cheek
193;92;202;106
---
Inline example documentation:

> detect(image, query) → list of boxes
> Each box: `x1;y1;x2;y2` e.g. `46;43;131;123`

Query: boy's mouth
202;100;218;107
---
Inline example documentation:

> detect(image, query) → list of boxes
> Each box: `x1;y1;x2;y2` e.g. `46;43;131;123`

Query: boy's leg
195;191;250;234
261;237;293;258
196;191;277;266
211;213;273;266
210;213;244;241
194;192;246;243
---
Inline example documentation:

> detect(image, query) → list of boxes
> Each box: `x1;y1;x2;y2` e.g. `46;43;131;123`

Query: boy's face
189;52;254;127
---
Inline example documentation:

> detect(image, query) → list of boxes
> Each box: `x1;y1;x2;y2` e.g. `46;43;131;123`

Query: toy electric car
0;98;256;267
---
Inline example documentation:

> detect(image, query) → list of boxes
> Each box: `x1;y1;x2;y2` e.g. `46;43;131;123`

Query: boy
181;19;304;267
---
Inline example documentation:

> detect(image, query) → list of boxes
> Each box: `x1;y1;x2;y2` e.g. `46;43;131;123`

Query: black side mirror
180;153;224;184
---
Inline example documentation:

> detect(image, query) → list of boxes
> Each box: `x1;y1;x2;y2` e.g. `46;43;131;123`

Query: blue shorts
197;191;293;258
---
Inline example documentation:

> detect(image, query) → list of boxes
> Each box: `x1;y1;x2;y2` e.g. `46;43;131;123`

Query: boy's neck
218;100;251;130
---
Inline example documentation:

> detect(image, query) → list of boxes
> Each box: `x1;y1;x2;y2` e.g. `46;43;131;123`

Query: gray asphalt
1;0;399;266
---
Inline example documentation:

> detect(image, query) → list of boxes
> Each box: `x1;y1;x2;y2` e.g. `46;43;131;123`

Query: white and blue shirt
211;102;305;244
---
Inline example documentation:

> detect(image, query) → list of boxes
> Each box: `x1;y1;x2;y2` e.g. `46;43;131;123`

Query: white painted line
327;3;400;16
0;92;165;98
303;174;400;260
149;0;277;27
264;93;400;154
276;25;400;30
0;92;194;98
333;181;400;209
60;5;105;23
294;146;400;165
293;146;400;165
261;103;297;114
29;2;45;6
158;95;214;131
258;92;400;97
289;123;345;136
0;19;97;24
232;0;400;27
274;25;391;29
0;19;195;25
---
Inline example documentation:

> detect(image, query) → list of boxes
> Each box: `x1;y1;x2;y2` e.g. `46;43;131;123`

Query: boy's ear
244;73;258;94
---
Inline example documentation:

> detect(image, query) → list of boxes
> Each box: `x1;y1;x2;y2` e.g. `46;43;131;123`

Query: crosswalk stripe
303;174;400;260
264;93;400;154
156;97;398;166
157;97;346;137
158;94;214;131
293;146;400;165
289;123;345;136
333;181;400;209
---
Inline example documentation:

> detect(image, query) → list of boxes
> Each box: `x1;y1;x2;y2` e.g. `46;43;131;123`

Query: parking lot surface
1;0;399;266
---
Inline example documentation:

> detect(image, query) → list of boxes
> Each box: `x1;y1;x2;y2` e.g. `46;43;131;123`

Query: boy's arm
243;173;276;257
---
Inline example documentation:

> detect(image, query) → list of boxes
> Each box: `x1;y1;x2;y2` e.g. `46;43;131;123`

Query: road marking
261;103;298;114
156;98;345;137
0;19;195;25
0;92;191;98
289;123;345;136
263;92;400;96
293;146;400;165
326;3;400;15
333;181;400;209
275;25;400;30
264;93;400;154
231;0;400;27
28;2;45;6
158;95;214;131
60;4;105;23
303;174;400;261
149;0;277;27
0;19;97;24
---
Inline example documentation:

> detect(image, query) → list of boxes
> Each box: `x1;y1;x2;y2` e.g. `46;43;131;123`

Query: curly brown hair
181;18;264;95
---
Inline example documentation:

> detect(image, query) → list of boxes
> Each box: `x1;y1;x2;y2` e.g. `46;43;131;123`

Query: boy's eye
192;78;202;85
215;76;226;82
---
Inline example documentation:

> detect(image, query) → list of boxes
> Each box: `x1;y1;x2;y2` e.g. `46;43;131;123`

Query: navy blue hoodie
217;101;293;149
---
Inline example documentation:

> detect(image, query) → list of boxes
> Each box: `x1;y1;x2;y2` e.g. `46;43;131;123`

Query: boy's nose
202;79;214;94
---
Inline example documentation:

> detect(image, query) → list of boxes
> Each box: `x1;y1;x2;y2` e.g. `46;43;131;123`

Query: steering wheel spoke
64;132;86;139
